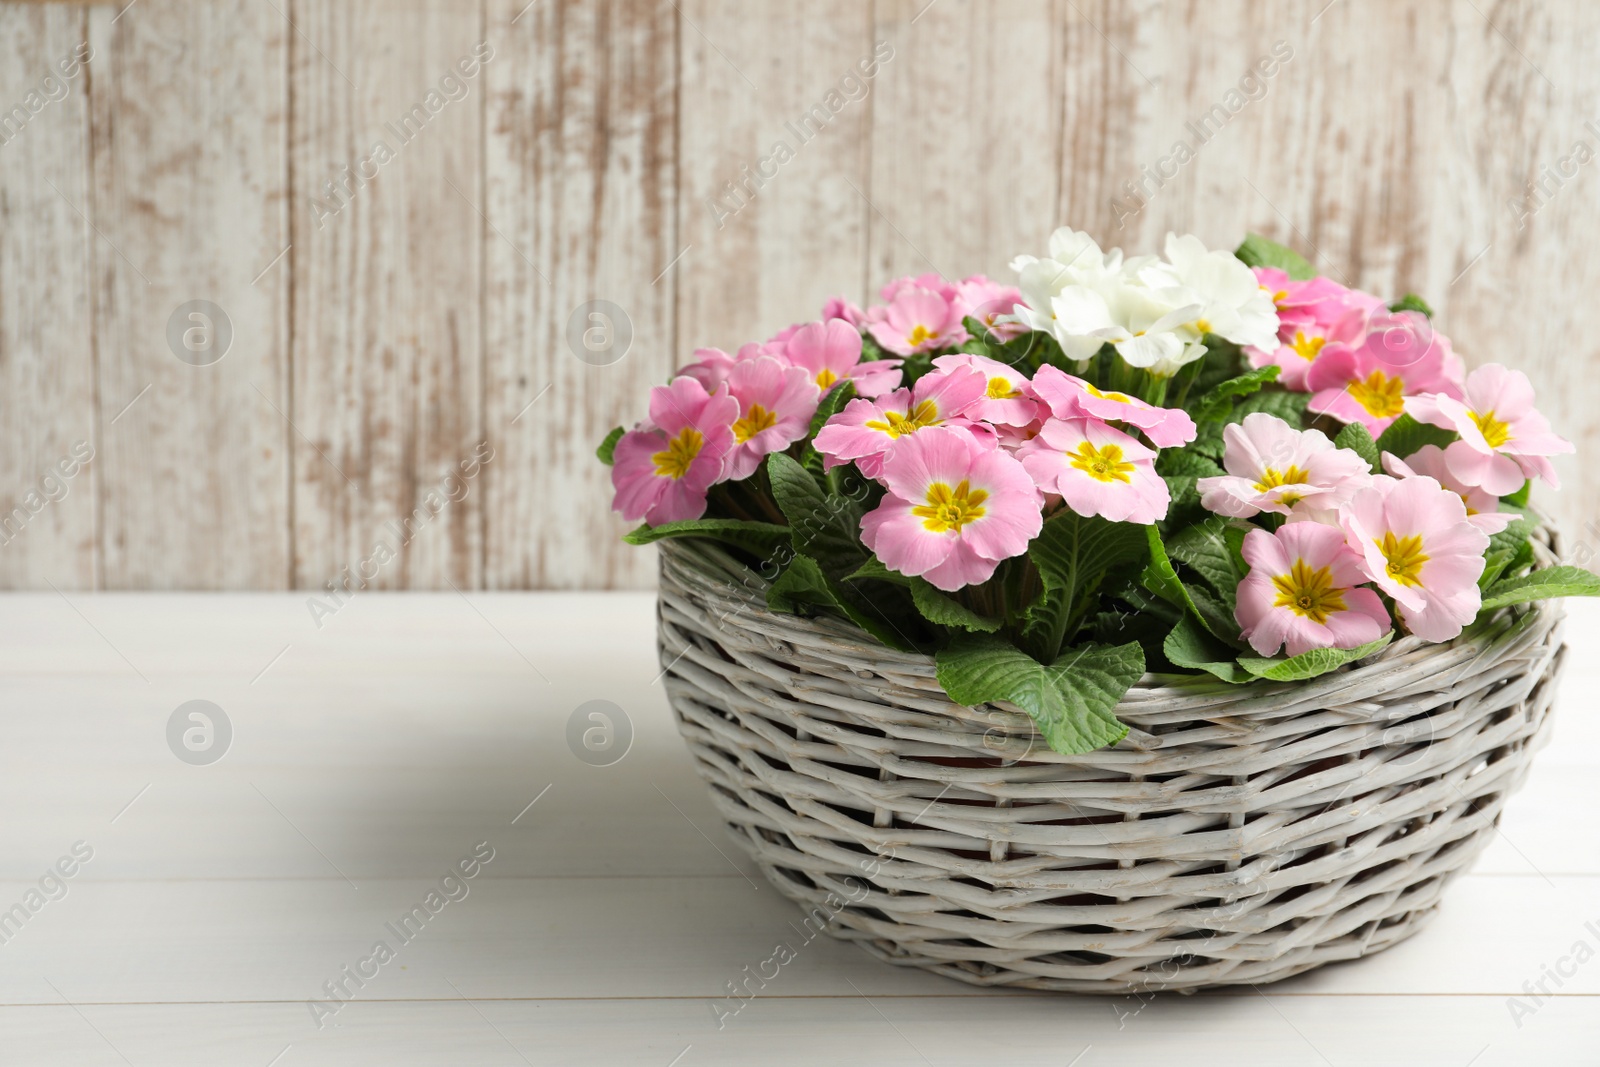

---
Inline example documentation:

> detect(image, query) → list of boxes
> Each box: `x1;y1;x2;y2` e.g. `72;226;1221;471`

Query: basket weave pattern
656;534;1567;993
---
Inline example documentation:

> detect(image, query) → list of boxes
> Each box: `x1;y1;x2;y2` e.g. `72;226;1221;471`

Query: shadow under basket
654;531;1568;995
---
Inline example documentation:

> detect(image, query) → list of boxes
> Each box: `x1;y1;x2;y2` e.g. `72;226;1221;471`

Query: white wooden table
1;591;1596;1065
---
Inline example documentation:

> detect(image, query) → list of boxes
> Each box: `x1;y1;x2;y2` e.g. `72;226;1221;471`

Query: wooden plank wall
0;0;1596;590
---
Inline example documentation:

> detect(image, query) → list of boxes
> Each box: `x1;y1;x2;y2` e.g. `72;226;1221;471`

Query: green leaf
909;579;1002;632
1189;423;1228;462
1163;615;1247;682
1156;451;1226;517
1184;340;1245;401
935;635;1142;755
767;452;863;570
1484;518;1536;566
897;352;936;386
1237;633;1394;682
1389;293;1434;317
1188;583;1243;645
1373;413;1455;460
1190;365;1282;424
802;380;858;476
1234;233;1316;281
956;316;1001;358
1479;547;1516;590
1024;512;1151;660
806;379;857;440
1505;480;1531;508
766;554;835;615
1228;389;1310;428
596;426;625;465
1145;524;1245;647
1477;516;1534;591
1480;566;1600;611
766;452;920;651
623;518;793;559
1155;450;1226;478
1141;524;1192;611
1334;421;1381;473
1165;517;1245;609
844;556;909;585
768;555;919;652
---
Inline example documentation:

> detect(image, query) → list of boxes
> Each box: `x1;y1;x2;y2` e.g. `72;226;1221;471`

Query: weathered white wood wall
0;0;1596;589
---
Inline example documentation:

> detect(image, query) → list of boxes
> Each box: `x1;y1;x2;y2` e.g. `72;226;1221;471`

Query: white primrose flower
1050;278;1205;377
1141;233;1281;352
1009;228;1128;359
1009;229;1277;378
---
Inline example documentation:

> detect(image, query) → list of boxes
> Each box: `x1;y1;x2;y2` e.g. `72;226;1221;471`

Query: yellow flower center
1068;441;1136;484
1083;383;1134;404
1375;531;1429;587
1271;559;1348;625
985;376;1020;400
814;367;839;389
1289;330;1326;362
1271;288;1290;309
912;480;987;534
1469;408;1512;449
865;399;941;439
1252;465;1311;493
1194;317;1212;335
1347;369;1406;418
907;324;936;349
651;427;704;480
731;403;778;444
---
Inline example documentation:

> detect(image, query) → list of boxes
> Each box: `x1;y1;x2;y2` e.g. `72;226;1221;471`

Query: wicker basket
655;529;1567;994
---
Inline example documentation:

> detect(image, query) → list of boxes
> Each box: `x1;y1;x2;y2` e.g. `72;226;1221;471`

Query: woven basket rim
656;518;1564;721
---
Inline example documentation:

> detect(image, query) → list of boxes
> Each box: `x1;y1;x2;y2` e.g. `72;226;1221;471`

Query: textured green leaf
1228;389;1311;428
1163;615;1248;683
766;453;921;651
1155;450;1226;478
1188;582;1244;645
1234;233;1316;280
1483;517;1536;586
767;554;918;652
1480;566;1600;611
1025;512;1151;660
767;452;864;571
1484;515;1536;585
897;352;936;386
1505;480;1531;508
935;635;1142;755
1145;523;1245;647
844;556;909;585
596;426;625;465
623;519;792;559
1141;524;1193;609
766;554;835;615
1479;547;1516;590
1237;633;1393;682
1155;446;1223;518
806;379;856;440
802;380;858;475
1373;413;1456;460
909;579;1002;632
1389;293;1434;317
1191;365;1282;424
1334;421;1381;473
1165;517;1245;609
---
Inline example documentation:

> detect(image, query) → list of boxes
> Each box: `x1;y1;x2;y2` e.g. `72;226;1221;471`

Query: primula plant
600;229;1600;756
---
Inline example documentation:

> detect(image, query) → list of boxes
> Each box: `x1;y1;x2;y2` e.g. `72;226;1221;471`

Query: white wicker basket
655;529;1567;994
